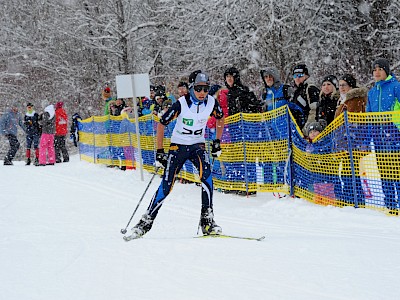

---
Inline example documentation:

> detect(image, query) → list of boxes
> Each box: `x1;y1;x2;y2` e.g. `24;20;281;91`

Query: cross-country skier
129;70;225;239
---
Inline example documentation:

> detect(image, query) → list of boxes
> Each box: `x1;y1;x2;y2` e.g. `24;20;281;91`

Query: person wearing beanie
54;101;69;163
306;120;326;140
177;81;189;97
23;103;41;165
334;74;367;118
224;66;261;116
125;70;225;240
0;103;24;165
291;63;320;132
317;75;339;126
366;58;400;214
372;58;390;78
37;104;56;166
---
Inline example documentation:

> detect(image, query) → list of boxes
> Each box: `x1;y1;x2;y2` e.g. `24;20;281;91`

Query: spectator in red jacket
54;101;69;163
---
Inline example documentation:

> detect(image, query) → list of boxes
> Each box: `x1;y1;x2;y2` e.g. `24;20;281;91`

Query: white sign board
115;73;150;99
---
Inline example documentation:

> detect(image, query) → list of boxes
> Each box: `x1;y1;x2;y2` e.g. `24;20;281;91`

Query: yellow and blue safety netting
77;106;400;215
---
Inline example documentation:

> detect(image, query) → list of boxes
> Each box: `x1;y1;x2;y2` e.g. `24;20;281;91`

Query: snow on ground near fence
1;155;400;300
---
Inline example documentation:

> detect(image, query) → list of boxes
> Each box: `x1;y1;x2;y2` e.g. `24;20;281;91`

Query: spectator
139;97;155;116
224;66;261;115
317;75;339;126
102;85;114;115
54;101;69;163
37;104;56;166
70;113;82;147
334;74;367;118
108;100;117;116
24;102;41;166
150;85;156;102
153;87;168;116
177;81;189;97
113;98;127;116
224;67;261;196
291;64;320;132
207;84;228;139
0;103;24;165
260;67;292;112
305;120;326;143
366;58;400;215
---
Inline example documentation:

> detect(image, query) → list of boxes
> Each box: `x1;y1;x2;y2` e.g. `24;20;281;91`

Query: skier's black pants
54;135;69;162
147;143;213;219
5;134;20;162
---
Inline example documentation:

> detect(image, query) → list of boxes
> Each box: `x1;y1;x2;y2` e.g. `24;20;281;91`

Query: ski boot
26;158;31;165
127;213;154;240
33;158;39;166
200;207;222;235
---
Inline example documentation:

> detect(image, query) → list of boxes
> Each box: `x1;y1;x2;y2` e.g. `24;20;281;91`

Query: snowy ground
1;154;400;300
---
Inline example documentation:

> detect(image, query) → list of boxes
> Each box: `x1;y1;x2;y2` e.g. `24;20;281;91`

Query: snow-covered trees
0;0;399;116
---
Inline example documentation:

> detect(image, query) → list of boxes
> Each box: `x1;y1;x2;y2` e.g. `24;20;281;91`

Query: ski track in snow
1;155;400;300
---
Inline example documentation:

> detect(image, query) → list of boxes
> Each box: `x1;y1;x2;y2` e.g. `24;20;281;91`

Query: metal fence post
344;110;359;208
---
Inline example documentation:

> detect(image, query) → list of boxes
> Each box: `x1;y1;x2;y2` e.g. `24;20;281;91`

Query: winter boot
26;150;31;165
33;158;39;166
4;159;13;165
200;207;222;235
130;213;154;239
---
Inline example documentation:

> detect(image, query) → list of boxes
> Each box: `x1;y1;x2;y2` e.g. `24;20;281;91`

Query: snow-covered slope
1;155;399;300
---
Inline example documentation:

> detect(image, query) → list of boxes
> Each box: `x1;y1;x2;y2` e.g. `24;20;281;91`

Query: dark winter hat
306;121;325;136
188;70;210;88
150;85;155;91
26;102;34;107
178;81;189;89
293;64;309;76
223;67;240;79
340;74;357;89
208;84;221;96
322;75;338;89
372;58;390;76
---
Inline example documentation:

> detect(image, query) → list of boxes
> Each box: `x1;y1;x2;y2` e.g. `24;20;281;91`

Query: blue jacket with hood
367;74;400;112
0;108;24;136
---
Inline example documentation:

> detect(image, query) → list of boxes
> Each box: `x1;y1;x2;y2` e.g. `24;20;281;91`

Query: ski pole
120;167;160;234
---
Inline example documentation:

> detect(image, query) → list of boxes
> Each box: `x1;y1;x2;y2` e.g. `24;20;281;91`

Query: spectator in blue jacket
0;103;25;165
260;67;292;112
367;58;400;215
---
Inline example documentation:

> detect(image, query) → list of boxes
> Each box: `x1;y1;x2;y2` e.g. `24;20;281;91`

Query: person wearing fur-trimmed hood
334;74;367;118
37;104;56;166
260;67;293;112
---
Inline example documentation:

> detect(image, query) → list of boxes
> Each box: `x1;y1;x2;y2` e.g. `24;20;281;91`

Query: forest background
1;0;399;118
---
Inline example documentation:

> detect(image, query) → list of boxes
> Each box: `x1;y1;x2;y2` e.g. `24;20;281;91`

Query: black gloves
211;139;222;158
156;149;168;168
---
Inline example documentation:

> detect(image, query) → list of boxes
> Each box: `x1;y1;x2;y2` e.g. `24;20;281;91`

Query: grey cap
189;70;210;88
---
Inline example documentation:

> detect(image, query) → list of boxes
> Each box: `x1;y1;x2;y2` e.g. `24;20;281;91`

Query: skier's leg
189;144;221;235
189;145;213;209
146;145;188;218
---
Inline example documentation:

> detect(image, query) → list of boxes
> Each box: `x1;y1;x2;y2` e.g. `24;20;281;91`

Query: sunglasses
193;85;210;93
293;73;305;79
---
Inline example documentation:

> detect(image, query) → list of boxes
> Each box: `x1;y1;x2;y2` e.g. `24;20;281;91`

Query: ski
123;234;142;241
195;234;265;241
